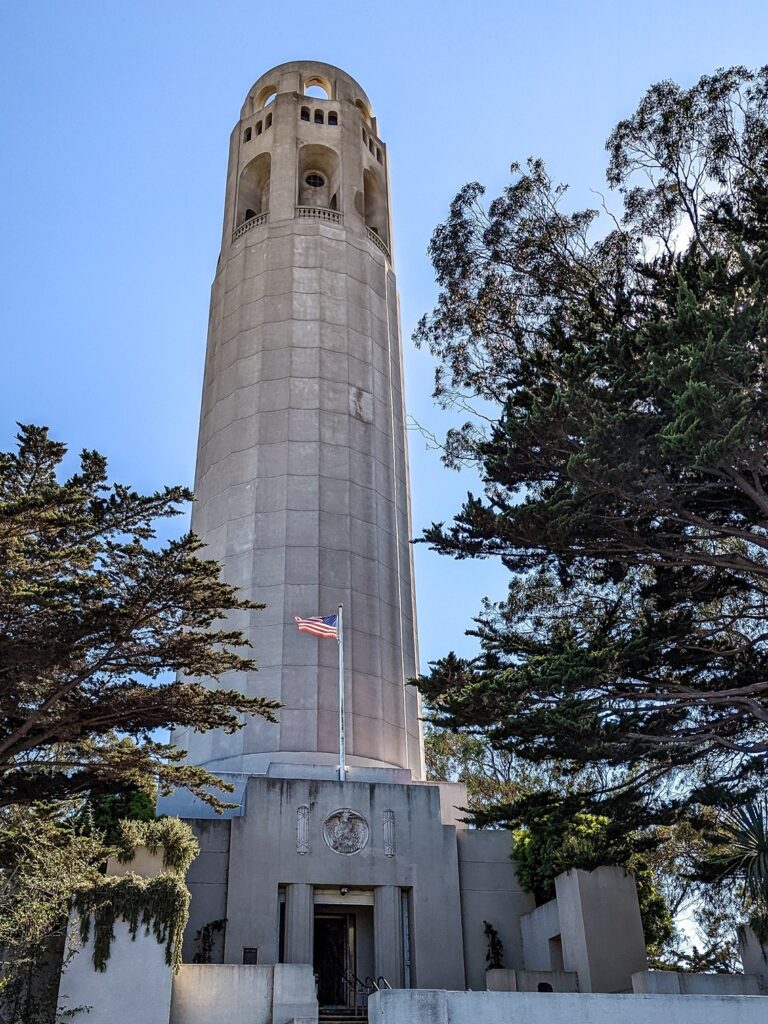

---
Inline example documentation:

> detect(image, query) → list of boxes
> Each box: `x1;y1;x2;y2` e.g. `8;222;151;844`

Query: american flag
294;614;339;639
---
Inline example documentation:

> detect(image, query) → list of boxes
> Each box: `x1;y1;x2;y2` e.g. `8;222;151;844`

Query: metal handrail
342;972;372;1015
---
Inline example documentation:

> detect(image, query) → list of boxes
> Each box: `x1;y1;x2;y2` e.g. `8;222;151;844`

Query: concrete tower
175;61;423;779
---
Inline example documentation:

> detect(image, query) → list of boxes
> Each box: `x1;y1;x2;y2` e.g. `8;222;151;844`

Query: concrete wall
105;847;165;879
170;964;273;1024
520;897;560;972
486;968;578;992
554;866;648;992
169;963;317;1024
368;988;768;1024
633;970;763;995
739;926;768;989
456;830;534;989
182;819;231;963
57;916;173;1024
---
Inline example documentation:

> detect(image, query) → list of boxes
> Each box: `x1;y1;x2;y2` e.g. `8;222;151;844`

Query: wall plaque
322;808;370;855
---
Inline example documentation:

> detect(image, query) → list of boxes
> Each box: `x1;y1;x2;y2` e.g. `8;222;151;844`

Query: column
284;883;313;964
374;885;403;987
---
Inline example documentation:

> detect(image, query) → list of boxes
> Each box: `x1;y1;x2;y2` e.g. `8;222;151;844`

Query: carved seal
322;808;369;856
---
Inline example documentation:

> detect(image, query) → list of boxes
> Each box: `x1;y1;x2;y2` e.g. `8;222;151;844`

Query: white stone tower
175;61;424;779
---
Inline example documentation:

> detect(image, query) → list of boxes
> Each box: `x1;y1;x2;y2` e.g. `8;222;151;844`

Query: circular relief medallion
322;808;370;856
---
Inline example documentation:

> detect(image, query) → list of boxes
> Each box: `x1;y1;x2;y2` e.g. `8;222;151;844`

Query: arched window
265;113;272;129
243;127;252;143
355;98;372;124
362;168;388;246
376;147;382;163
328;112;338;126
236;152;271;225
537;983;554;993
314;110;324;125
369;139;374;154
303;76;332;100
362;128;367;143
256;121;263;136
297;144;340;209
300;107;310;122
255;85;277;110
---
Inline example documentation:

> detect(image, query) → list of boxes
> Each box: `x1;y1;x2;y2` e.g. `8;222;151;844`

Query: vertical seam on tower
383;263;410;774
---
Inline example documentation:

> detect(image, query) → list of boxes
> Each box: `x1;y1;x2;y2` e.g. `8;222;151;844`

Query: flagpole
337;603;345;783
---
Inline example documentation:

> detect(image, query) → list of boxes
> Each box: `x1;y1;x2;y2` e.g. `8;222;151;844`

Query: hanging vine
74;872;190;972
73;816;198;973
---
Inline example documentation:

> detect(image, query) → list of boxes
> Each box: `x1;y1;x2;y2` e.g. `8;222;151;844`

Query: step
319;1014;368;1022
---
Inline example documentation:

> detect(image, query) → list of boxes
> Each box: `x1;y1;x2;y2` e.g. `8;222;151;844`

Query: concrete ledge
170;963;317;1024
486;968;578;992
633;969;762;996
368;989;768;1024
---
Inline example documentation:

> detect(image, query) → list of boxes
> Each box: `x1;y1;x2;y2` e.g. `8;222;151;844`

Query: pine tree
0;424;280;808
415;67;768;819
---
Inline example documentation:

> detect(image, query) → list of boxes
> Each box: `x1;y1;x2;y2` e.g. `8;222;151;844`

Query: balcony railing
295;206;343;224
366;227;390;260
232;212;269;241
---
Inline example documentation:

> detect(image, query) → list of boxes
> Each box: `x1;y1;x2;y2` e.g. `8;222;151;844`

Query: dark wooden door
314;914;353;1007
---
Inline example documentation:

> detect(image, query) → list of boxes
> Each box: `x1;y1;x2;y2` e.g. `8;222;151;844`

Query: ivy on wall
74;872;190;972
73;816;198;972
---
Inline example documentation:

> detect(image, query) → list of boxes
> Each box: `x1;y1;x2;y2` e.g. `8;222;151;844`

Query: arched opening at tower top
297;144;340;210
256;85;277;109
363;169;388;245
237;153;271;225
304;76;332;100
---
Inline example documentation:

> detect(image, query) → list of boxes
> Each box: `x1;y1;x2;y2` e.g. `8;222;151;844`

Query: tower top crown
240;61;374;122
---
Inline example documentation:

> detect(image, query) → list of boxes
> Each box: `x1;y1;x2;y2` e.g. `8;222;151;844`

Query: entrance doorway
313;912;354;1008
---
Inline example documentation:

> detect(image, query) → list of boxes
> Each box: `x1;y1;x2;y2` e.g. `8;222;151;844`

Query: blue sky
2;1;767;669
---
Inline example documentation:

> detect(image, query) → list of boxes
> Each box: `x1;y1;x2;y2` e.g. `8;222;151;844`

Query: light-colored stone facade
172;61;423;778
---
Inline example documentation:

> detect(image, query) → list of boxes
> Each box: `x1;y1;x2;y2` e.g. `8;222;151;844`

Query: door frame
313;910;356;1009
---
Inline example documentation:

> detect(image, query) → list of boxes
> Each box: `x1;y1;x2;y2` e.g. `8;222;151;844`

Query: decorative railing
232;212;269;240
295;206;343;224
366;227;390;260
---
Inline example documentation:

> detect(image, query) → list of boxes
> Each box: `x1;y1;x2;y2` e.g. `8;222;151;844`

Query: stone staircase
319;1009;368;1024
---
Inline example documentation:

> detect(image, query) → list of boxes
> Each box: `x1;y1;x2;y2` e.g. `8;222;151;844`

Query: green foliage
483;920;504;970
415;65;768;822
705;799;768;946
424;725;533;815
0;424;281;810
115;817;199;875
77;784;156;845
511;809;673;955
0;805;106;1008
192;918;227;964
74;872;190;972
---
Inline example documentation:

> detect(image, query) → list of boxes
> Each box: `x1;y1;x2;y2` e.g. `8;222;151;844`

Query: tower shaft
176;62;423;778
